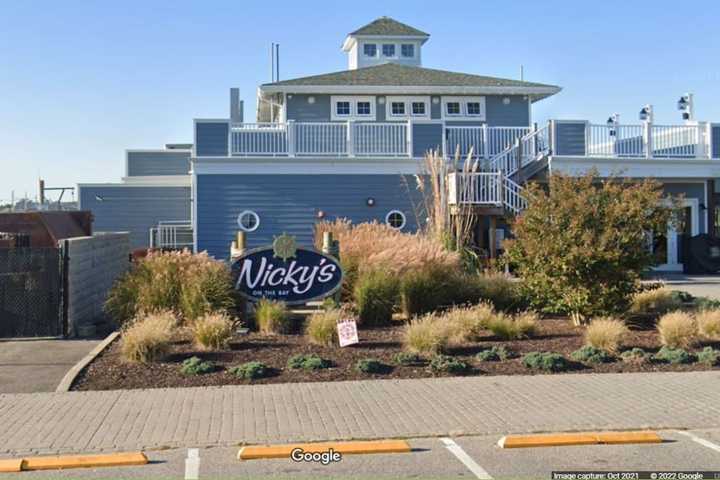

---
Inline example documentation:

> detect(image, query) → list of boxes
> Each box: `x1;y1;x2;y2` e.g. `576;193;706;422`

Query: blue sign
231;238;343;305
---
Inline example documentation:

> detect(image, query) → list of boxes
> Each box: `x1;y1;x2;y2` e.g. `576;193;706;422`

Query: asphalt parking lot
6;429;720;479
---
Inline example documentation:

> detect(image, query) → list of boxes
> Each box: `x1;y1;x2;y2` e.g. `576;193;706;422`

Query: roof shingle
350;17;429;37
263;63;558;89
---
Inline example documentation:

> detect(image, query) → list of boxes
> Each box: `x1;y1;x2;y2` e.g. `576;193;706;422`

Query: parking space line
676;430;720;454
440;438;493;480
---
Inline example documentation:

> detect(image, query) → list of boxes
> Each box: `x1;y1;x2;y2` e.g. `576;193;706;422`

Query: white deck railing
446;126;530;160
448;172;503;206
586;123;704;158
230;121;409;157
149;221;193;250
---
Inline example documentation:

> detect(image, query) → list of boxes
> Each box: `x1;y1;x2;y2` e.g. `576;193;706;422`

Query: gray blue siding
286;94;332;122
196;174;421;259
712;125;720;159
485;95;529;126
555;121;587;156
127;151;190;176
79;185;191;248
195;122;229;156
412;123;443;157
285;94;529;126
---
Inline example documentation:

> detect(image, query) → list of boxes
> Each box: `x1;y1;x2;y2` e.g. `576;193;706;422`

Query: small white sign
337;318;359;347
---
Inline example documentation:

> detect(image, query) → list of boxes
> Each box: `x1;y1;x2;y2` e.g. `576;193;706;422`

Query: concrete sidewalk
1;371;719;456
0;339;100;394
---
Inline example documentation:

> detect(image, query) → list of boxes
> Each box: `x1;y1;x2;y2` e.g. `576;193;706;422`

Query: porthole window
237;210;260;232
385;210;406;230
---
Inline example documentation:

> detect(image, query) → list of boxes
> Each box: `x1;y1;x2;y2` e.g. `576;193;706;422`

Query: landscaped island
73;171;720;391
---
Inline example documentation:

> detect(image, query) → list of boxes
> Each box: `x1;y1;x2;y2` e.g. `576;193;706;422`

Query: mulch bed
72;318;720;391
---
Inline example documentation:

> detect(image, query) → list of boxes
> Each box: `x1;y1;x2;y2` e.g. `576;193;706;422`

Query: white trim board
192;158;423;175
549;155;720;178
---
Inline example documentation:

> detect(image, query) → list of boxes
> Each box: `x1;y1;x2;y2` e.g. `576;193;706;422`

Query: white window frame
362;43;377;58
385;210;407;230
400;43;415;58
330;96;376;121
441;96;487;121
237;210;260;232
384;96;430;121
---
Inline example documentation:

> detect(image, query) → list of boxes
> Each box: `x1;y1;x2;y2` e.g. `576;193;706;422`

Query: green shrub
255;299;292;334
121;311;177;363
105;250;235;327
629;288;684;315
181;356;216;375
229;361;270;379
429;355;470;374
657;311;697;349
571;345;613;364
697;310;720;340
620;348;647;363
652;346;694;365
402;314;451;356
522;352;570;372
695;297;720;311
504;172;676;325
192;311;235;350
305;308;344;346
455;273;520;311
355;358;391;374
399;266;452;317
476;345;515;362
584;317;629;354
487;312;538;340
392;352;425;366
697;347;720;366
354;270;399;327
287;354;330;371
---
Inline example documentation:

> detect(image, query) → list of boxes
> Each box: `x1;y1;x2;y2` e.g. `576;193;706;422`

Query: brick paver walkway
1;371;719;456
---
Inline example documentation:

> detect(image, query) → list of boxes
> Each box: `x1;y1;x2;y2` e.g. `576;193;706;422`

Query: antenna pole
276;44;280;81
520;65;524;81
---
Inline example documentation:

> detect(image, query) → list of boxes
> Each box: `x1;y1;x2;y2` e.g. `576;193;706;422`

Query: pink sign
337;318;359;347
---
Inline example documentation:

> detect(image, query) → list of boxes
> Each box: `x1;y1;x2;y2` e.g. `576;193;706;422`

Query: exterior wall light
639;105;653;122
316;210;325;218
366;197;376;206
503;97;511;105
378;97;386;105
432;97;440;104
607;113;619;136
307;96;315;104
677;93;693;121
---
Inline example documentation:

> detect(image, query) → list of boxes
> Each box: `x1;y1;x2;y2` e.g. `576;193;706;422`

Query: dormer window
336;101;351;116
363;43;377;57
382;44;396;57
401;44;415;58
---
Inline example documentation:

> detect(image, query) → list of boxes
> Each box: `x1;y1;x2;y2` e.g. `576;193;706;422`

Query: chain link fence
0;248;62;337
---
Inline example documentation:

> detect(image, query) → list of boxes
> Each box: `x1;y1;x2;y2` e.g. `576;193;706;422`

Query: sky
1;0;719;204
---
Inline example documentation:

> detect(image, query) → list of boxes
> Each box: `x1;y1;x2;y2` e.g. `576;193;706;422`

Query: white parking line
185;448;200;480
676;430;720;454
440;437;493;479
